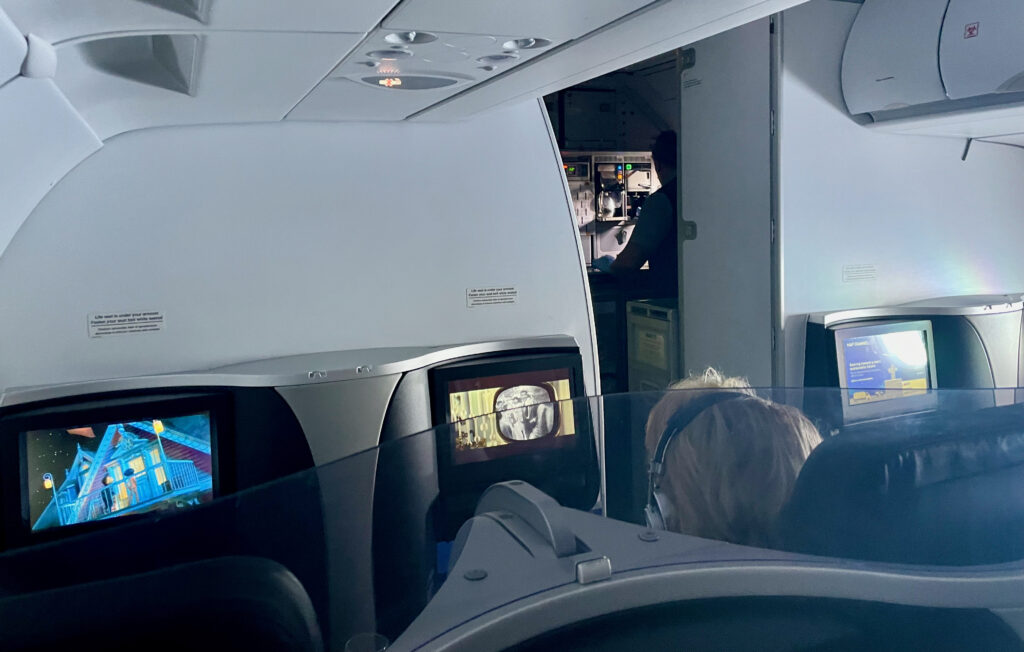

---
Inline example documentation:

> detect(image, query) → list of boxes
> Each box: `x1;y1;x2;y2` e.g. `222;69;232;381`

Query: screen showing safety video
25;413;214;532
447;369;576;464
842;329;932;406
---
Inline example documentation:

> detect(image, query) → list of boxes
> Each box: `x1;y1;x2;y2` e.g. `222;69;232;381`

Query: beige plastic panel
1;0;397;45
383;0;656;42
55;31;359;138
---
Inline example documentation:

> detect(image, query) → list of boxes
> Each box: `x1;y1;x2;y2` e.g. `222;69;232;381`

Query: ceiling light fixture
384;31;438;45
501;38;551;50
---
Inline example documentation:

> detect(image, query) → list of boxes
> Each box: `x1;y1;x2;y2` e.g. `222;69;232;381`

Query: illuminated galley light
43;473;53;490
378;77;403;87
153;419;165;434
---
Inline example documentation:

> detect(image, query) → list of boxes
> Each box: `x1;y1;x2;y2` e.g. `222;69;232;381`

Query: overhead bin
840;0;949;115
940;0;1024;99
55;31;358;138
842;0;1024;139
0;0;394;44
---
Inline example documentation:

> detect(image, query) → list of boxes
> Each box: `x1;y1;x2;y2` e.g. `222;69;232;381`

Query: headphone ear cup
644;503;664;531
645;489;672;531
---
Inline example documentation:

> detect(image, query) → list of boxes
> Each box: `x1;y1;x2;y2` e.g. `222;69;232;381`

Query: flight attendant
594;130;678;297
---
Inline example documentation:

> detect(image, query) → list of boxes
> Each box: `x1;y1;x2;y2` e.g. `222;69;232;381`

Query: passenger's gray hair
645;368;821;547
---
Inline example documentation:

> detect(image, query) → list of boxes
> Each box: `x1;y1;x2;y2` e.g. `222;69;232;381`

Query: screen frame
429;351;595;522
834;319;939;423
0;391;232;548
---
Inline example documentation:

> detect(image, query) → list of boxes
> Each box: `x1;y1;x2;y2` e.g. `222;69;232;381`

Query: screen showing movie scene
24;412;214;532
447;369;576;465
841;328;932;407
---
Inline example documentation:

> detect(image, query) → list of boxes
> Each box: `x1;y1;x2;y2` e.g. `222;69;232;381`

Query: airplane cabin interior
2;0;1024;650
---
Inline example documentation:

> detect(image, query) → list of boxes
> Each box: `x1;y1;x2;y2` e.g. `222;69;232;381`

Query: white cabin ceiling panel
0;5;26;85
54;31;359;139
382;0;656;42
413;0;807;121
287;77;448;121
979;134;1024;147
0;77;101;260
0;0;396;44
292;25;564;121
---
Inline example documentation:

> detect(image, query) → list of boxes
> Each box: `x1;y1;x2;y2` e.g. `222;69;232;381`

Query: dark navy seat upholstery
0;556;323;652
782;405;1024;565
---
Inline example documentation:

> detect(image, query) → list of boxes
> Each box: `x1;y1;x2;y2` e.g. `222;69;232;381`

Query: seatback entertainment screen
835;320;938;420
24;412;214;532
445;368;576;465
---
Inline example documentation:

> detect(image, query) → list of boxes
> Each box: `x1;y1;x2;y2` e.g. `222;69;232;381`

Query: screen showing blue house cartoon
25;413;213;532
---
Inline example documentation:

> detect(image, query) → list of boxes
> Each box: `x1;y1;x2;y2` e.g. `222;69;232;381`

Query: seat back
0;556;323;652
782;406;1024;565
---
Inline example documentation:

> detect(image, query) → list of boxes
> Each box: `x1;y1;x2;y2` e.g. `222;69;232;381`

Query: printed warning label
88;311;165;338
636;331;668;369
842;264;878;283
467;287;518;308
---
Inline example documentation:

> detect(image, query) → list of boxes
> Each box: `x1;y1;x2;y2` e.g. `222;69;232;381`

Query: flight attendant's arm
609;192;673;273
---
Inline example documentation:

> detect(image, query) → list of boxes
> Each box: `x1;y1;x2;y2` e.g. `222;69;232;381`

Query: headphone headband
645;390;753;531
650;391;753;471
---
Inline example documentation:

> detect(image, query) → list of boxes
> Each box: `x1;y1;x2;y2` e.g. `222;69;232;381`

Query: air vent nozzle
384;31;438;45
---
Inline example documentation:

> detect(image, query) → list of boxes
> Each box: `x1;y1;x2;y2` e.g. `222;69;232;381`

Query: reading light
362;75;459;90
501;38;551;50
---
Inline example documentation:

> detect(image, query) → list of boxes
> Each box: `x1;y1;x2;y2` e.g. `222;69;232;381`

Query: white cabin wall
680;19;773;386
0;100;597;394
780;0;1024;384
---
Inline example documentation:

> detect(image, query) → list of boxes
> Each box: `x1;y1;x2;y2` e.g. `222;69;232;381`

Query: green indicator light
625;163;632;170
